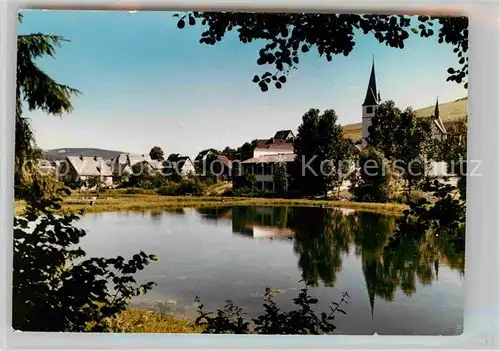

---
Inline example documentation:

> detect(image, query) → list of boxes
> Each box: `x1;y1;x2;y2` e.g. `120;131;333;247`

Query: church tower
361;58;381;146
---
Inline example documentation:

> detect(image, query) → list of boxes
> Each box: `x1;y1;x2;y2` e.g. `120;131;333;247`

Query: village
36;61;459;198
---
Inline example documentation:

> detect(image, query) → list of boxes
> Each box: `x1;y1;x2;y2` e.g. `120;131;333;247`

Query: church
360;59;448;146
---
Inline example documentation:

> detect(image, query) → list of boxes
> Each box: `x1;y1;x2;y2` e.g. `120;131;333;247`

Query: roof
273;130;295;139
164;155;193;169
362;60;380;106
66;156;113;177
116;153;129;164
433;98;447;134
148;160;164;170
255;138;294;151
217;155;232;168
127;154;152;167
242;153;295;164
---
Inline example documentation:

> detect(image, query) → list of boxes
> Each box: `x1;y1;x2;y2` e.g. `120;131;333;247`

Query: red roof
217;155;232;167
255;138;294;151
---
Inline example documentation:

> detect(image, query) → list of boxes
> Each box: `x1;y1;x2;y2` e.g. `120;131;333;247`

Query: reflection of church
361;59;447;146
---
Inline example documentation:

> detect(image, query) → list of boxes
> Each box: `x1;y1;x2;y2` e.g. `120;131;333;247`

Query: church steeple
435;96;440;119
363;58;379;106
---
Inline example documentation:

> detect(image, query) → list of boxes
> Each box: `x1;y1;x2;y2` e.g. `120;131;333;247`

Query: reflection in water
196;205;465;314
163;208;186;215
79;206;465;334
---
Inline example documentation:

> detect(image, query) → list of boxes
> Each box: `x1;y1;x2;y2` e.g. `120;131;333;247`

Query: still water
78;206;464;335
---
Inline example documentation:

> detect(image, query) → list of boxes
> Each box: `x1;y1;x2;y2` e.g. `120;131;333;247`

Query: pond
78;206;464;335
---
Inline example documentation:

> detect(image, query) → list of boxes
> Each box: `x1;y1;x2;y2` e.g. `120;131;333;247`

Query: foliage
175;13;468;90
149;146;165;161
233;172;257;190
127;165;168;189
194;286;349;334
389;178;465;253
157;178;204;196
84;176;102;191
273;162;289;197
367;102;432;195
63;177;86;190
123;188;158;195
12;175;158;332
394;108;433;194
434;116;467;201
16;171;71;213
349;147;391;203
16;14;81;184
293;108;351;197
365;100;401;160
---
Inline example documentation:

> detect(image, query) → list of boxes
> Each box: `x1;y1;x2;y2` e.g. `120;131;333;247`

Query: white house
238;133;295;191
58;155;113;188
241;153;295;192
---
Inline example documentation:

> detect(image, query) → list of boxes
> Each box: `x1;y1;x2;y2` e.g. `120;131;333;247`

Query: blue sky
18;10;467;158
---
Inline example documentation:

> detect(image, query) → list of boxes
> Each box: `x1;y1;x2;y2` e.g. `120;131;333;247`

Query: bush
157;179;204;196
124;188;157;195
12;178;158;332
195;287;349;334
391;190;434;205
176;179;204;195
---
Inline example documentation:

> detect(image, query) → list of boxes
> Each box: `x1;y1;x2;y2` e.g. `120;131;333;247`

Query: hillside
342;96;468;141
44;148;127;161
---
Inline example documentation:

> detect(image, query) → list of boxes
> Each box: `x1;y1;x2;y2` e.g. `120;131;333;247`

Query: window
366;106;373;114
264;163;273;175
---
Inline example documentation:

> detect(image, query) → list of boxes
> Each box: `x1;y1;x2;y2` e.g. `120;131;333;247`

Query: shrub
157;179;204;196
195;287;349;334
157;182;180;196
12;177;158;332
124;188;157;195
176;178;204;195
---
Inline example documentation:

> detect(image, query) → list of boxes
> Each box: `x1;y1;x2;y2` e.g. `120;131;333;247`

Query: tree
175;13;468;91
350;147;391;203
194;148;220;176
366;100;401;160
16;13;81;185
393;107;433;196
273;162;289;197
13;175;157;332
149;146;165;161
367;102;432;197
435;116;467;201
293;109;351;197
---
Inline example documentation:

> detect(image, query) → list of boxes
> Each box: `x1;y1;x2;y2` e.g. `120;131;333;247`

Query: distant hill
342;96;468;141
44;148;128;161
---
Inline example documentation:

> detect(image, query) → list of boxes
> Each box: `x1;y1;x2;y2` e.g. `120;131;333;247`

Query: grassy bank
15;191;408;216
109;308;204;333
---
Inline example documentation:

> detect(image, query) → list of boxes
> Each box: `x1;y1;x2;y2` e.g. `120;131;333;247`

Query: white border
1;1;499;350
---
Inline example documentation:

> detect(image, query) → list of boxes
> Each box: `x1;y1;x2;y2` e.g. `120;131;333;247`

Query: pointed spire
433;96;447;134
434;96;440;119
363;58;379;106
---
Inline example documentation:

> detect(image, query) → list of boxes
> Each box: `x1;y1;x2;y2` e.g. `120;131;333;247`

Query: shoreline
14;193;408;217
